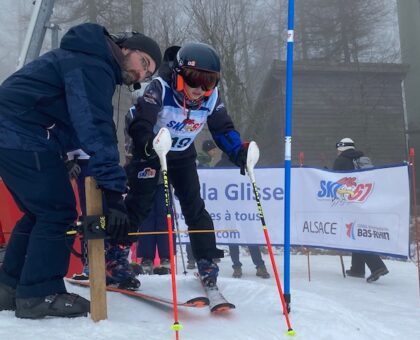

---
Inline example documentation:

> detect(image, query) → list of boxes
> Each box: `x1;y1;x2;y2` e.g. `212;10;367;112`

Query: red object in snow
0;179;23;245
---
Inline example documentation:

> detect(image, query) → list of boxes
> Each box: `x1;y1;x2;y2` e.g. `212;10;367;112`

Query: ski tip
286;329;296;336
210;302;236;313
66;278;90;286
186;297;210;307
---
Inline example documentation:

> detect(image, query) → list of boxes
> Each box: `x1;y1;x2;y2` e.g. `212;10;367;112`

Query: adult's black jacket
0;23;126;192
333;149;364;171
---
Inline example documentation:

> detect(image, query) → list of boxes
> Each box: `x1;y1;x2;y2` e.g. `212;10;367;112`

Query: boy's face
181;68;219;100
184;83;206;100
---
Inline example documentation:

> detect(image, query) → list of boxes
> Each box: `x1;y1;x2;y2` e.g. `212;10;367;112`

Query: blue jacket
0;23;126;192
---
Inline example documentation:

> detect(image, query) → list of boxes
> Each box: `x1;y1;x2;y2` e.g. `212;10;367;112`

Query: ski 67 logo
317;177;374;204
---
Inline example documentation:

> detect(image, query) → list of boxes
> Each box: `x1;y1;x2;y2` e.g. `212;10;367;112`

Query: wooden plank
85;177;107;322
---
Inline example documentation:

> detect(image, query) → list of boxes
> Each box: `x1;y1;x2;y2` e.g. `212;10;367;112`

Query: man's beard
121;70;138;85
121;52;139;85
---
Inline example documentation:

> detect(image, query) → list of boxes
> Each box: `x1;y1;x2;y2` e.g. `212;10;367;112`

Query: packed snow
1;252;419;340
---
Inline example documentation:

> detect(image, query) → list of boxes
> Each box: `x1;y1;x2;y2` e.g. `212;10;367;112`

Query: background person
333;138;389;283
216;153;270;279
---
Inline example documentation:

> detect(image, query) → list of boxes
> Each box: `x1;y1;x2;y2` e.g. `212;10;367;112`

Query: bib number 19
171;137;192;149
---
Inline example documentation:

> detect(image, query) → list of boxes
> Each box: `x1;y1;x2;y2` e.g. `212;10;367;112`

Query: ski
194;273;235;313
66;278;209;308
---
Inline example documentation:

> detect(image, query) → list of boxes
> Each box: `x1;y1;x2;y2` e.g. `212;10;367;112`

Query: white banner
173;165;410;258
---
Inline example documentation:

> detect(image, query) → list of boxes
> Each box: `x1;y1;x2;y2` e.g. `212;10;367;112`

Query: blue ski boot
105;243;140;290
197;259;219;287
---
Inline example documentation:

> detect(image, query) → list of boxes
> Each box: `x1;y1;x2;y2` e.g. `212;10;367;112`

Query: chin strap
181;89;204;120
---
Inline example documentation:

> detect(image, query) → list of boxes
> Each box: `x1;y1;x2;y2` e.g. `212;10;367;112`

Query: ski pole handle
246;141;260;182
153;128;172;171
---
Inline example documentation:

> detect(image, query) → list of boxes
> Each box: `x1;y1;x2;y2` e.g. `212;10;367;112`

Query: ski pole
170;185;187;275
153;128;182;339
66;228;239;237
246;141;295;336
339;255;346;278
299;151;311;282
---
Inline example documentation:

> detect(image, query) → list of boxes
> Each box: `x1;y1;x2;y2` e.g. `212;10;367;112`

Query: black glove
103;190;131;242
143;138;157;160
235;142;249;176
65;159;81;180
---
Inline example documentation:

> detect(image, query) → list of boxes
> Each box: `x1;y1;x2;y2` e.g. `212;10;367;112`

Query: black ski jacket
333;149;364;171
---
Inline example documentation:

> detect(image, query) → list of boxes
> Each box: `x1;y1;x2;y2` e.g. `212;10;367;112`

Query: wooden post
85;177;107;321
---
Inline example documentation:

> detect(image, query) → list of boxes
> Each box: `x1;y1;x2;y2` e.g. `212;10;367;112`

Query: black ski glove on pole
103;190;131;242
235;142;249;176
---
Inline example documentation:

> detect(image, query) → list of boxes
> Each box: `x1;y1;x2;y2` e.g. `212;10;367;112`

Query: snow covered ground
1;253;419;340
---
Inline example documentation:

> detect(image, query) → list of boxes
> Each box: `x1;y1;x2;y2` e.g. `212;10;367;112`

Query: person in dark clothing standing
125;42;249;287
197;139;218;167
333;138;389;283
0;23;162;318
216;153;270;279
125;104;175;276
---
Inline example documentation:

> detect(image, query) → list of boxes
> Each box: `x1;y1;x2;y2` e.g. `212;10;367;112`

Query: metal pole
170;186;187;275
17;0;55;69
283;0;295;312
49;23;60;49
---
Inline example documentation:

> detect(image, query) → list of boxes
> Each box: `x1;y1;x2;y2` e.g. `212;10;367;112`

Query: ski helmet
172;42;221;102
174;42;221;73
336;137;355;151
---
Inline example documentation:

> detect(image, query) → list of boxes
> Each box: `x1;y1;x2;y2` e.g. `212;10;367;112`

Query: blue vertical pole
283;0;295;312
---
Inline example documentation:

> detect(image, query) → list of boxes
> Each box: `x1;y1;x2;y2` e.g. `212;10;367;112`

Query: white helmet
336;138;355;152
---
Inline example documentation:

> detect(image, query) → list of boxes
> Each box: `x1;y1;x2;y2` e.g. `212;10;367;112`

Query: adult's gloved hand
65;159;81;180
103;190;131;242
235;142;249;176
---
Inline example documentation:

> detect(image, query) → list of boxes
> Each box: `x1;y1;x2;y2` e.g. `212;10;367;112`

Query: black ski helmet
174;42;221;74
172;42;221;107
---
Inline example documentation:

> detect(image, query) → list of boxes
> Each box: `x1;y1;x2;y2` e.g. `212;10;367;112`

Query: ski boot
0;282;16;311
256;265;270;279
72;265;89;281
232;266;242;278
140;258;154;275
153;258;171;275
366;267;389;283
15;293;90;319
197;259;219;287
105;243;140;290
117;277;141;290
187;260;196;270
345;269;365;278
130;262;144;275
71;272;89;281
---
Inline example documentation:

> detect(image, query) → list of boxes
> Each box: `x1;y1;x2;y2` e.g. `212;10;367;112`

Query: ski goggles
336;141;355;149
181;68;220;91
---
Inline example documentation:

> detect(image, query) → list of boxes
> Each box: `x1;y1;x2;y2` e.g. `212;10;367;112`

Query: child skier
125;42;249;287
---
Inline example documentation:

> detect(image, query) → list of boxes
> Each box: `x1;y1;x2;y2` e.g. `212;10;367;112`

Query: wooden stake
85;177;107;321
